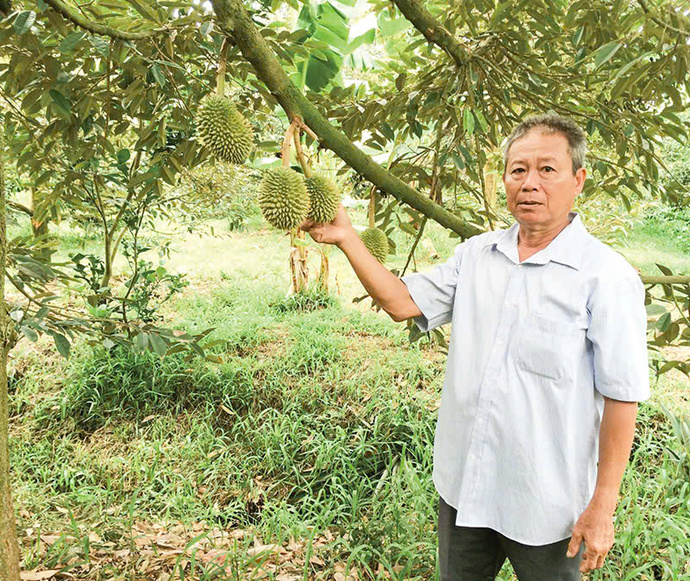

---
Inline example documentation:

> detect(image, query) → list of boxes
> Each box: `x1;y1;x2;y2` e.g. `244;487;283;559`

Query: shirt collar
489;212;586;270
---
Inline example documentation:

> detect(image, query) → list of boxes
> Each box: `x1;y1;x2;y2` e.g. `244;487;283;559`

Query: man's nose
521;168;539;190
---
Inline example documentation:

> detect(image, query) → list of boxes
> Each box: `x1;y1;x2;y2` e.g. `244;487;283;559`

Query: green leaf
59;31;85;53
592;41;622;69
123;0;158;22
200;21;213;37
656;312;671;333
89;36;110;57
13;11;36;35
378;8;412;37
344;28;375;55
463;109;475;134
20;326;39;342
655;263;673;276
573;26;585;46
49;90;72;117
136;332;149;351
149;333;168;357
150;64;166;87
53;333;71;358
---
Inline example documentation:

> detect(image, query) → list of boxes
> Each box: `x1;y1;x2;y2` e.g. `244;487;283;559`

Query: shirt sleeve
401;241;466;332
586;273;650;402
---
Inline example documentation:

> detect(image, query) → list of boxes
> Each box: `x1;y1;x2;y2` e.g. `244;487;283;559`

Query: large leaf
378;8;412;37
49;90;72;117
592;41;623;69
13;11;36;35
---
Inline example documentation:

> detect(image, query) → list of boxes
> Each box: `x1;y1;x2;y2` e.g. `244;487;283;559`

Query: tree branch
641;276;690;285
390;0;470;67
7;201;33;217
42;0;166;40
212;0;482;240
637;0;690;38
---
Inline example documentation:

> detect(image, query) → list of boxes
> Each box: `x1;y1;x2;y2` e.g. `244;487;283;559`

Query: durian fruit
360;227;389;263
305;173;340;223
259;167;310;230
197;95;253;164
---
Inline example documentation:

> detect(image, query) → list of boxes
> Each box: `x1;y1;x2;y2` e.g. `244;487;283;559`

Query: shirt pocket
513;313;584;382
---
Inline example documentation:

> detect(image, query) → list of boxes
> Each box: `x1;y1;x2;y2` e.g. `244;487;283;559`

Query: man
301;114;649;580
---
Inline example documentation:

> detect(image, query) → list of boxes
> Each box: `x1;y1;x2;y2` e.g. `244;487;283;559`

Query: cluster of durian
257;162;389;263
197;95;254;164
259;169;340;230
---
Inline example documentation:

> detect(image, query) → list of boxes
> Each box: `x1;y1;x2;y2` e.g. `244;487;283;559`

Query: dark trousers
438;496;583;581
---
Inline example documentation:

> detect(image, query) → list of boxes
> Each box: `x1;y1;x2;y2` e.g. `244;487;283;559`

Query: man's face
503;129;586;232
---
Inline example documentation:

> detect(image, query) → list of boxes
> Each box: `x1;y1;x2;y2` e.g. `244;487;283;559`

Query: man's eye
543;166;554;172
512;168;525;174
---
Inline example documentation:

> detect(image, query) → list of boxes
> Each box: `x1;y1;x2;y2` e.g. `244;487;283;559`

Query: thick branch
43;0;165;40
641;275;690;285
212;0;481;240
390;0;469;66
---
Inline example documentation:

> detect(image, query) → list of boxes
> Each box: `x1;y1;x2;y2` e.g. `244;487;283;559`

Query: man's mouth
518;201;541;206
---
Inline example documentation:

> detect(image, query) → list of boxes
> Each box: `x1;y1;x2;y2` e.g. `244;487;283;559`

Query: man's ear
574;167;587;196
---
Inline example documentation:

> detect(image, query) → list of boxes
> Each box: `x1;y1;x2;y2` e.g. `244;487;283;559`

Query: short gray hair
502;113;587;174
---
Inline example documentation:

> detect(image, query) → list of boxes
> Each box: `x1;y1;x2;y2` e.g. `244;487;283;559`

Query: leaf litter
19;520;366;580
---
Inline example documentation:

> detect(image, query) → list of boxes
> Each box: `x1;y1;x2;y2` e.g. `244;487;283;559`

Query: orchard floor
8;208;690;580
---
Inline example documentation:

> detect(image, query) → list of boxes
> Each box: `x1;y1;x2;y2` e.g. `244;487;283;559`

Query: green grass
7;201;690;580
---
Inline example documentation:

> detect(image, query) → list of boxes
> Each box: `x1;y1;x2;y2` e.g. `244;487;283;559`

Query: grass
7;200;690;580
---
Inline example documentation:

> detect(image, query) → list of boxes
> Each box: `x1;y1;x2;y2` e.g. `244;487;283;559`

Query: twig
401;216;428;277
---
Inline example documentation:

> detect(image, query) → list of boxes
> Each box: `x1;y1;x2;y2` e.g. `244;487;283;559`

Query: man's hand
300;205;356;247
566;502;615;573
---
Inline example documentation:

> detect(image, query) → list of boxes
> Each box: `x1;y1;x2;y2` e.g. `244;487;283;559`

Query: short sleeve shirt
401;212;649;545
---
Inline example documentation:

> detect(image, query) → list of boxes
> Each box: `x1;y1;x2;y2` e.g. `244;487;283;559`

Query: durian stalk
291;128;312;291
217;38;230;97
283;121;309;294
293;129;312;178
281;120;298;168
294;125;331;292
299;121;318;142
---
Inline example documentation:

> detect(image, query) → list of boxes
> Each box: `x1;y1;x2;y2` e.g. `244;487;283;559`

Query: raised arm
301;206;421;322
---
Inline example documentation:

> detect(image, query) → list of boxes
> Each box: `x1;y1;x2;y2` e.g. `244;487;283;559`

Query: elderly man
301;114;649;580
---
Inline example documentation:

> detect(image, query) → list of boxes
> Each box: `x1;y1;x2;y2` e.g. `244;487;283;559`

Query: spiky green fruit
361;227;389;263
305;174;340;223
259;167;310;230
197;95;253;164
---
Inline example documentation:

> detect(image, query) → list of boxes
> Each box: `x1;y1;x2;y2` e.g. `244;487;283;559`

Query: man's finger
566;533;582;558
596;554;606;570
579;547;600;573
300;219;315;231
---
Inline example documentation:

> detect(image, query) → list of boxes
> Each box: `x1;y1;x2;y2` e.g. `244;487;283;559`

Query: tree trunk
0;122;21;581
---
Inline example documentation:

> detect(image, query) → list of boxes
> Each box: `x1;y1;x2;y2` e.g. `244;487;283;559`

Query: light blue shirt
402;213;649;545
